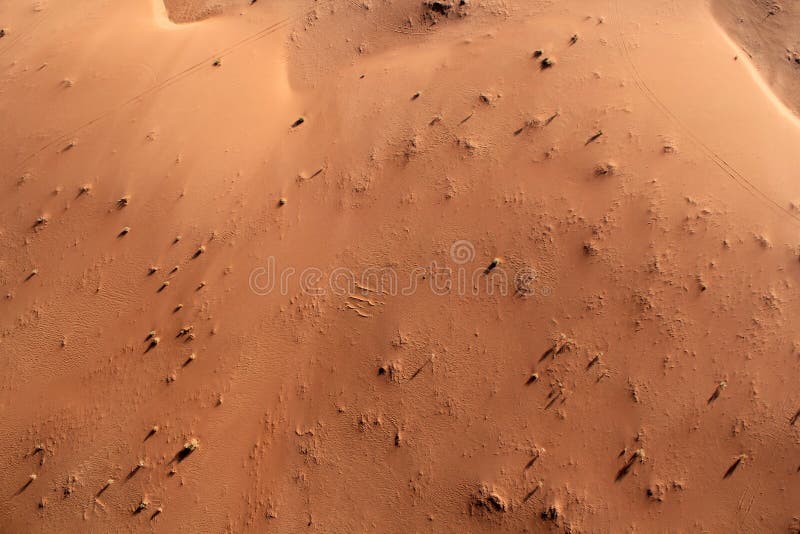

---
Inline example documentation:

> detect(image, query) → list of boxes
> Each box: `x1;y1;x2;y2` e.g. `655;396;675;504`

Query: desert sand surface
1;0;799;532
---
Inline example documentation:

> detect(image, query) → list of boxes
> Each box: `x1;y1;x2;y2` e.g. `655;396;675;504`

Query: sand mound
161;0;233;23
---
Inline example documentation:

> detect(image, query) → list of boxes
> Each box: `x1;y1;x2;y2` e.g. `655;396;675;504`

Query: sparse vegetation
616;448;645;481
484;258;501;275
724;454;747;479
708;381;727;405
469;485;507;515
585;130;604;145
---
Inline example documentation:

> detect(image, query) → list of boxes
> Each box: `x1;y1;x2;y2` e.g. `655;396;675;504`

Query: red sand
1;0;799;531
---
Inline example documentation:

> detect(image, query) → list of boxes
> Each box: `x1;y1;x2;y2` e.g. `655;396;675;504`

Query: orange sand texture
1;0;799;532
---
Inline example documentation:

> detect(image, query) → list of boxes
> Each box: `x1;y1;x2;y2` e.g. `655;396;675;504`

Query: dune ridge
711;0;800;116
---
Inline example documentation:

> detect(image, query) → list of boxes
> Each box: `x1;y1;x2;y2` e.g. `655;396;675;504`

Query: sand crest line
612;0;800;227
708;13;800;130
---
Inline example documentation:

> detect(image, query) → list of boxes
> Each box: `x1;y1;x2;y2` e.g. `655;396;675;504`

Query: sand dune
1;0;798;532
162;0;229;23
713;0;800;116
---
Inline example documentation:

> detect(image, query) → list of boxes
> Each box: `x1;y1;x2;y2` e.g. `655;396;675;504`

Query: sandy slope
712;0;800;116
1;0;799;532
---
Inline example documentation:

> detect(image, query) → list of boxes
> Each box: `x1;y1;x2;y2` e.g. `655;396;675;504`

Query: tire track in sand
611;0;800;227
